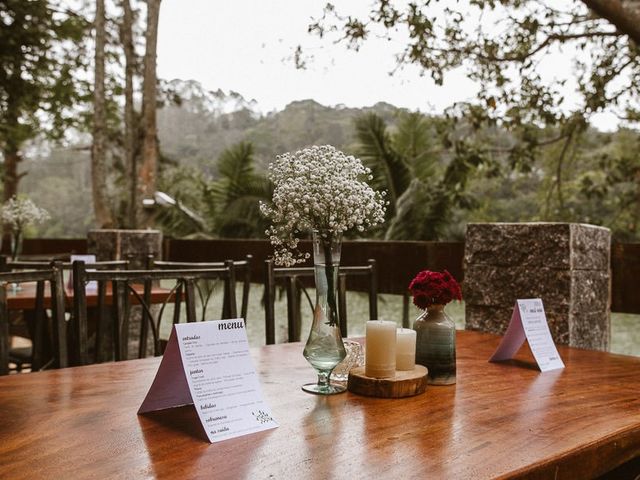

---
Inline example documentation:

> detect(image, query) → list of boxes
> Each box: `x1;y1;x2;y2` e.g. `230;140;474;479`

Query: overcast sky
157;0;616;129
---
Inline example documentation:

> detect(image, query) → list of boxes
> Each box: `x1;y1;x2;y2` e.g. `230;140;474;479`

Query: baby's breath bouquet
261;145;386;394
1;196;50;259
260;145;387;267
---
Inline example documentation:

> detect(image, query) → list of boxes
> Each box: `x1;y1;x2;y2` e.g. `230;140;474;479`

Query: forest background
3;0;640;244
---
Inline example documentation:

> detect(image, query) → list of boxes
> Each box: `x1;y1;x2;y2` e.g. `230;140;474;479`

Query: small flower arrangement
260;145;386;266
1;196;50;259
408;270;462;309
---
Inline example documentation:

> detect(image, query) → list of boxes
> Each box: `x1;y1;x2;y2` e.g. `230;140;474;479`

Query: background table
0;331;639;479
6;283;171;310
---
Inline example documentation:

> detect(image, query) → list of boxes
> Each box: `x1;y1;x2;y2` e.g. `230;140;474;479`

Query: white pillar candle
396;328;416;371
365;320;397;378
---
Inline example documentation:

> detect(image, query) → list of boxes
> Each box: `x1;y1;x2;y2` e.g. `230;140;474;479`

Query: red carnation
408;269;462;309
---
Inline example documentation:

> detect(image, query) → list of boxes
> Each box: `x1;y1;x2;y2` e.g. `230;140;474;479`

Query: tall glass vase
413;304;456;385
9;231;23;291
11;230;22;260
302;231;347;395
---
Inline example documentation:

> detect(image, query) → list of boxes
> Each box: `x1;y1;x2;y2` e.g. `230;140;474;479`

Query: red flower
408;269;462;309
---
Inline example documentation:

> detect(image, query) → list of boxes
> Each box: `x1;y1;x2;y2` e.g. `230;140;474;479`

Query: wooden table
5;283;172;310
1;331;639;479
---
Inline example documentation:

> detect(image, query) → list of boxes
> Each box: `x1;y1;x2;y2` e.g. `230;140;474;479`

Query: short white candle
396;328;416;371
365;320;397;378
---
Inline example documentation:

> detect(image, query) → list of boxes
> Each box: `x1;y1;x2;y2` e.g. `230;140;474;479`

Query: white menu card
67;254;97;291
138;319;278;443
489;299;565;372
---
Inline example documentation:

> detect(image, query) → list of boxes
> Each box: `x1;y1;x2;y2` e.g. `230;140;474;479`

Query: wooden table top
0;330;639;479
5;283;171;310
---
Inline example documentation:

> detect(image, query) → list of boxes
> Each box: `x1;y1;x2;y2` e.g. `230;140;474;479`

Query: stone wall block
87;229;163;359
569;311;610;351
570;270;610;315
466;305;570;344
464;265;572;307
88;229;162;268
465;305;515;336
464;222;611;350
569;224;611;271
465;223;571;268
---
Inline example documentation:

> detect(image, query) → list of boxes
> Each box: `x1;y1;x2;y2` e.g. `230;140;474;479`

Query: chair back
1;258;128;270
150;255;251;320
263;258;378;345
0;263;67;375
71;261;238;365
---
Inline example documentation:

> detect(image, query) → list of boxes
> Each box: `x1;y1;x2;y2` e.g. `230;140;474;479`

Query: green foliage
353;111;479;240
0;0;90;151
205;141;272;238
156;165;209;238
354;113;410;219
21;147;96;238
154;141;272;239
158;87;400;173
10;76;640;242
307;0;640;188
393;112;439;181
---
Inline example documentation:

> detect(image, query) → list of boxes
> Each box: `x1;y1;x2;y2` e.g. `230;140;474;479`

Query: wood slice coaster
347;365;428;398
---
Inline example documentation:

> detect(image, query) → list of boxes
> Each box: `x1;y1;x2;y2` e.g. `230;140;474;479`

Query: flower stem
11;230;22;260
323;236;339;327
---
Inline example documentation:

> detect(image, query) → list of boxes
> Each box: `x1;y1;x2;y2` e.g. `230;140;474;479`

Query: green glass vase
413;304;456;385
302;231;347;395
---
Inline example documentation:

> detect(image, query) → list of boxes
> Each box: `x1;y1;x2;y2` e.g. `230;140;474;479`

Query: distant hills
23;78;406;237
157;79;403;175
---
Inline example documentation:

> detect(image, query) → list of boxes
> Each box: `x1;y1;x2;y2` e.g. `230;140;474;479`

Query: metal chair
0;264;67;375
0;257;129;368
71;261;238;365
150;254;252;321
263;258;378;345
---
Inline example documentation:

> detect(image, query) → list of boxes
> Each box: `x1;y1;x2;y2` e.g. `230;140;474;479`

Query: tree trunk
92;0;114;228
2;146;20;203
139;0;161;227
121;0;138;228
2;145;20;252
581;0;640;44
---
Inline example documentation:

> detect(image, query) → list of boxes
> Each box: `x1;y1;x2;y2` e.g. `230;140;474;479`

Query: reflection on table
0;330;639;478
6;282;171;310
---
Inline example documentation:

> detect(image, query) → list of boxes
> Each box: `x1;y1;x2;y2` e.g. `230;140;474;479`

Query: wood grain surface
347;365;428;398
6;283;170;310
0;330;639;479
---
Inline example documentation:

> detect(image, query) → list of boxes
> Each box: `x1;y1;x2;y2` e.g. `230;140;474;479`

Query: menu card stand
490;299;565;372
138;319;278;443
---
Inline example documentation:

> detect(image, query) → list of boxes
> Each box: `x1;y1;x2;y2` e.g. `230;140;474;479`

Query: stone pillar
87;229;162;268
464;223;611;351
86;229;163;359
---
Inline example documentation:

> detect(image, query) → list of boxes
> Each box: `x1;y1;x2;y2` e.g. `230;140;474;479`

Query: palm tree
354;112;411;220
206;141;273;238
354;111;477;240
155;142;272;239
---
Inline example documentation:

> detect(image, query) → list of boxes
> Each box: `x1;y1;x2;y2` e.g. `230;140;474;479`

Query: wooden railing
164;238;464;296
611;243;640;314
18;237;640;314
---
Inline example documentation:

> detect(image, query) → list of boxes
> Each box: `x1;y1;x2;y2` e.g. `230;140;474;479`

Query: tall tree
91;0;114;228
308;1;640;150
139;0;161;227
0;0;88;202
120;0;138;228
309;0;640;230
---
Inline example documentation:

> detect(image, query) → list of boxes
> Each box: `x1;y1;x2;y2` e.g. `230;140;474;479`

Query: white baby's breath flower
261;145;387;266
1;197;50;232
